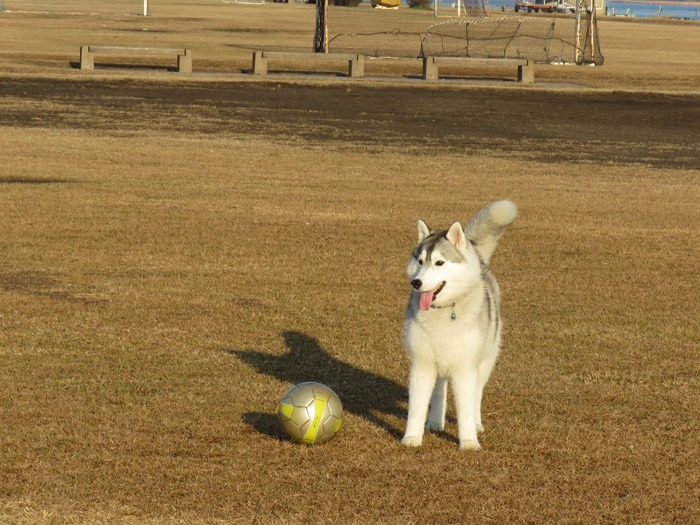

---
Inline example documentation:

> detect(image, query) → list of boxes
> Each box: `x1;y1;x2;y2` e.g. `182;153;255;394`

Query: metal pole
589;0;597;61
144;0;148;16
574;0;582;63
323;0;328;53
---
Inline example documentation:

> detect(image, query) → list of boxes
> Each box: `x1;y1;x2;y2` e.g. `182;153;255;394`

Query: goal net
315;0;603;65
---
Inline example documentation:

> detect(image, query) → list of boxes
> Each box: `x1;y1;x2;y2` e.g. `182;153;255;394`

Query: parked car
515;0;576;13
555;0;576;13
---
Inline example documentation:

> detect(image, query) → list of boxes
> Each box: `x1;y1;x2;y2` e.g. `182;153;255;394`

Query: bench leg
177;49;192;74
422;57;438;81
349;55;364;78
80;46;94;70
518;59;535;84
252;51;268;75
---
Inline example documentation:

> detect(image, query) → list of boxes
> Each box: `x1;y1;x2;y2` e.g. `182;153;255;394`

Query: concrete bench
251;51;365;78
79;46;192;73
422;56;535;84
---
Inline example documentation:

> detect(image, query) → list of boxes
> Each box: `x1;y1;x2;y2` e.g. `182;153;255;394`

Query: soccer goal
314;0;603;65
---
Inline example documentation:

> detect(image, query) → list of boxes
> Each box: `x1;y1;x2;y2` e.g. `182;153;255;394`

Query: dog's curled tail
464;200;517;264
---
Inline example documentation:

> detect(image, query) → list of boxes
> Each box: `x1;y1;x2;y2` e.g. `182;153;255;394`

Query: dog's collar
431;303;457;320
430;303;455;309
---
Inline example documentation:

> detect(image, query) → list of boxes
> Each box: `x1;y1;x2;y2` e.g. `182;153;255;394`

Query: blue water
487;0;700;19
606;1;699;19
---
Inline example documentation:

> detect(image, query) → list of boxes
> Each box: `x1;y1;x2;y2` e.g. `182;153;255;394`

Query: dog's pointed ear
417;219;431;242
446;221;467;250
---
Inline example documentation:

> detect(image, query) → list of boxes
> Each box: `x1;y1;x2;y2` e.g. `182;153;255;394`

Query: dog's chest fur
404;295;487;374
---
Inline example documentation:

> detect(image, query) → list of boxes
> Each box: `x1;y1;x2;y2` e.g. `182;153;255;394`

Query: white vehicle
555;0;577;13
515;0;575;13
515;0;557;13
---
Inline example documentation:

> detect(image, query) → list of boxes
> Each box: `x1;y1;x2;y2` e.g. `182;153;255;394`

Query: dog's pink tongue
419;290;434;311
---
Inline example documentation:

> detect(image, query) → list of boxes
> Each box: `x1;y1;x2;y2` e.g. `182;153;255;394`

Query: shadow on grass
243;412;286;440
0;176;73;184
69;61;176;72
228;330;407;440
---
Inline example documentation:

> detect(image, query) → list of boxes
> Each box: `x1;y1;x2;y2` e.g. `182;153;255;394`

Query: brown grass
1;2;699;524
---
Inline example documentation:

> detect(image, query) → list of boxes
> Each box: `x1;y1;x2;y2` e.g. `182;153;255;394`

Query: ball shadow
243;412;286;440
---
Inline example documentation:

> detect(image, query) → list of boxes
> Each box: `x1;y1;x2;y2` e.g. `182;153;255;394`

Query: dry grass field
1;2;699;524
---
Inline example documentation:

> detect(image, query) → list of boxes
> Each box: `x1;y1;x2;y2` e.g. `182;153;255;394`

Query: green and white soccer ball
277;382;343;445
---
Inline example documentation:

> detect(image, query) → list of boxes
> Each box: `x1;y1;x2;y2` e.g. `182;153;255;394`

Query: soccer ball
277;382;343;445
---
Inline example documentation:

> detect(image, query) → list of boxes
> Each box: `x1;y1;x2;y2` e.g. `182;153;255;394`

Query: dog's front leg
426;376;448;432
452;369;481;451
402;364;437;447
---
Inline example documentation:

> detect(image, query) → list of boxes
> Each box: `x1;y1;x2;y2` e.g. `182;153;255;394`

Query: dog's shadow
227;331;408;440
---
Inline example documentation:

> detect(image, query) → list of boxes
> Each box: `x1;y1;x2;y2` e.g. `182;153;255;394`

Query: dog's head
406;220;482;311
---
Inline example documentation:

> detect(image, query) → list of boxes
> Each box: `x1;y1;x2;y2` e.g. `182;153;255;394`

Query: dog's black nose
411;279;422;290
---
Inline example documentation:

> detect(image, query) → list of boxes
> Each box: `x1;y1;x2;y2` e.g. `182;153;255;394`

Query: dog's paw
426;420;444;433
477;423;485;433
459;439;482;451
401;435;423;447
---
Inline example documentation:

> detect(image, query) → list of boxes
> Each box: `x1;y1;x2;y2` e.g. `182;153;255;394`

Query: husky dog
402;200;517;451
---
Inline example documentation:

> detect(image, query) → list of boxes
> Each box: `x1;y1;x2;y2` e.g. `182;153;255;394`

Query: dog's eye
418;259;423;266
435;260;445;266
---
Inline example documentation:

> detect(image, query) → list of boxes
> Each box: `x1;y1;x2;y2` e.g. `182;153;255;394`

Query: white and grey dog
402;200;517;451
